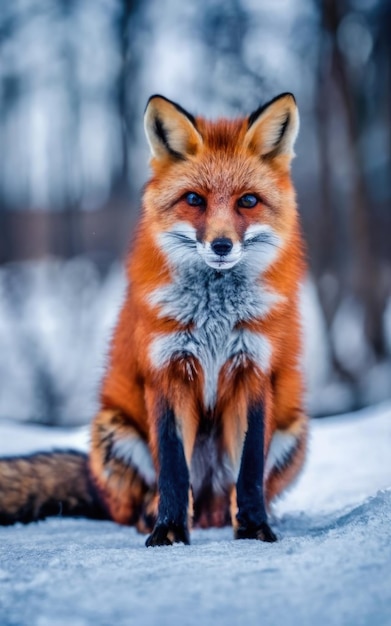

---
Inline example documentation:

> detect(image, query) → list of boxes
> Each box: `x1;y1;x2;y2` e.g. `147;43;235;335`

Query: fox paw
145;522;190;547
235;521;277;543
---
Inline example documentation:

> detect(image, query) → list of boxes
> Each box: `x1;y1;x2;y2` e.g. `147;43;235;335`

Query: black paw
145;522;190;547
235;521;277;543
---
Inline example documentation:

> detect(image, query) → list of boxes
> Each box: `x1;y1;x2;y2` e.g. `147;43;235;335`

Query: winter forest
1;0;390;426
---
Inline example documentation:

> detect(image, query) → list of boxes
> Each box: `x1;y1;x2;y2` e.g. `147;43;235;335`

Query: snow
0;403;391;626
0;259;125;425
0;422;89;457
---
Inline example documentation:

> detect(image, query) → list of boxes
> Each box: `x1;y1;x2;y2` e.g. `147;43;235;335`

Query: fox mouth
196;242;242;270
202;255;242;270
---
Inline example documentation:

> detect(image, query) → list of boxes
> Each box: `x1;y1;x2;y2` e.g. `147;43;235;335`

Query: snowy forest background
0;0;390;425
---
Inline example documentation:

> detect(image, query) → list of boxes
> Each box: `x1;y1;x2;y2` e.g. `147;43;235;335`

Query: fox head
143;93;299;272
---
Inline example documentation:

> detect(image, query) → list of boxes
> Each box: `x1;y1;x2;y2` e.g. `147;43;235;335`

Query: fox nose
211;238;233;257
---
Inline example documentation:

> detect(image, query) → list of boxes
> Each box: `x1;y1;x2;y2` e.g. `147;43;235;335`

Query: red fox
0;93;308;545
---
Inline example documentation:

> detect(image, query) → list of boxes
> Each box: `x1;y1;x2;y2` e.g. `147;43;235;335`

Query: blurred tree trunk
0;208;13;264
319;0;387;358
199;0;266;110
60;0;83;259
314;39;341;326
111;0;143;203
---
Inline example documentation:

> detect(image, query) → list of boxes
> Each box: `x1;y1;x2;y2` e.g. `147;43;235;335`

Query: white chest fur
148;262;279;408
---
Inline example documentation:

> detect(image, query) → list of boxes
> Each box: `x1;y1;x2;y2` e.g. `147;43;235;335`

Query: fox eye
185;192;205;207
238;194;258;208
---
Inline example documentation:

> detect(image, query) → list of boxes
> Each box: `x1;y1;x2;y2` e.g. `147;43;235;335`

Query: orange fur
88;93;309;543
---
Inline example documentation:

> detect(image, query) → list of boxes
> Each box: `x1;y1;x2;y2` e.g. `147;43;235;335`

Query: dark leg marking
146;402;190;547
235;403;277;542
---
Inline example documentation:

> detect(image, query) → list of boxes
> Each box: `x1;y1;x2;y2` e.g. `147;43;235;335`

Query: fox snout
159;221;282;273
196;236;242;270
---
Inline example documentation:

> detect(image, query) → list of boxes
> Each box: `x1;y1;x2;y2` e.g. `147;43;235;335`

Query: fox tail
0;450;108;525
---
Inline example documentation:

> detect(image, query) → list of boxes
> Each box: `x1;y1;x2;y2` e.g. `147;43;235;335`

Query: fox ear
245;93;299;160
144;95;202;161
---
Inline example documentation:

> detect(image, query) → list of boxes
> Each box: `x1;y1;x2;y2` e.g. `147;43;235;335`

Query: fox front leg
146;401;190;547
235;402;277;542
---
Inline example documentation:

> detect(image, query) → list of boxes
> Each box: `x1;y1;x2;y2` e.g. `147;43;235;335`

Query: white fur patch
265;430;299;479
243;224;282;276
111;435;156;487
156;222;198;267
150;328;271;409
226;329;272;374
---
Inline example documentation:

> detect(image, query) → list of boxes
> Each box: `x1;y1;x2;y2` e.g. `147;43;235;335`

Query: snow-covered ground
0;402;390;626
